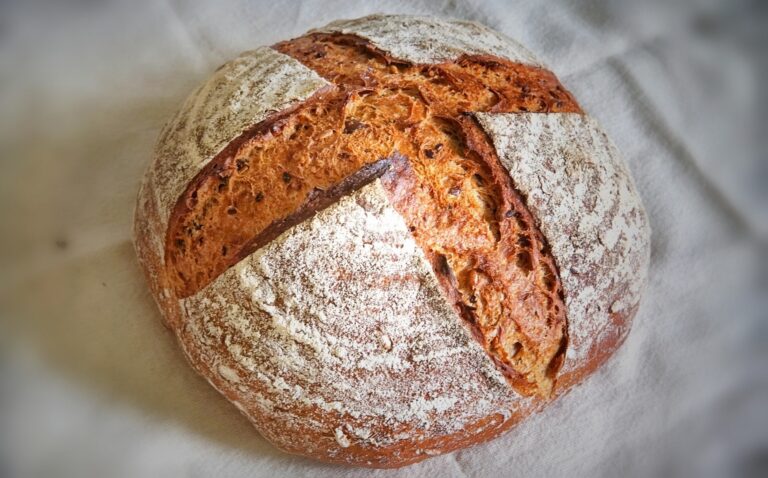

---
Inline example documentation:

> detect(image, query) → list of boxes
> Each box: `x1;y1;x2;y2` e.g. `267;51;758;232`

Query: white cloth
0;1;765;477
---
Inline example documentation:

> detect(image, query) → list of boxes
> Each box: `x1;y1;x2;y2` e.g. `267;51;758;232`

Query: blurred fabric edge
0;0;766;477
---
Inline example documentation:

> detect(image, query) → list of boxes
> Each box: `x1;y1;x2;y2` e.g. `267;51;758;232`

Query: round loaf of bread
134;14;651;468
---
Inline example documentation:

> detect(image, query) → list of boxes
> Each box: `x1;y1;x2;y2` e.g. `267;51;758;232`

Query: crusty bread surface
134;14;650;468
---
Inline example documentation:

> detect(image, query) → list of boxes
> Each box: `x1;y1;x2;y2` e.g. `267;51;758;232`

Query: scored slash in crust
166;31;576;400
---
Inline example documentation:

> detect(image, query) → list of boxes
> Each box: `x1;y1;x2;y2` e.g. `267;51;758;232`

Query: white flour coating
134;48;328;320
146;47;329;248
314;14;542;67
474;113;651;370
180;180;522;453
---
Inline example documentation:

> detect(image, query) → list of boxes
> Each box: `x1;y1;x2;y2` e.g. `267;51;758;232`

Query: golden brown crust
133;16;649;468
378;119;568;397
165;34;579;298
164;32;577;397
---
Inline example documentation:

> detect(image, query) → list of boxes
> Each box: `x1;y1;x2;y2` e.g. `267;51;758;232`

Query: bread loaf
133;14;651;468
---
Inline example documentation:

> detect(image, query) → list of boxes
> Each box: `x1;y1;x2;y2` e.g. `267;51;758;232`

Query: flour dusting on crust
147;47;329;239
180;180;521;455
134;48;328;317
314;14;542;66
474;113;651;371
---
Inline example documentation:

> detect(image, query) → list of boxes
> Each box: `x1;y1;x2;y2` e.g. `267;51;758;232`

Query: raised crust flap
474;112;651;372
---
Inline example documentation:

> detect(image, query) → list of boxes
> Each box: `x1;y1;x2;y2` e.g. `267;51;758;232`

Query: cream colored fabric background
1;1;766;477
